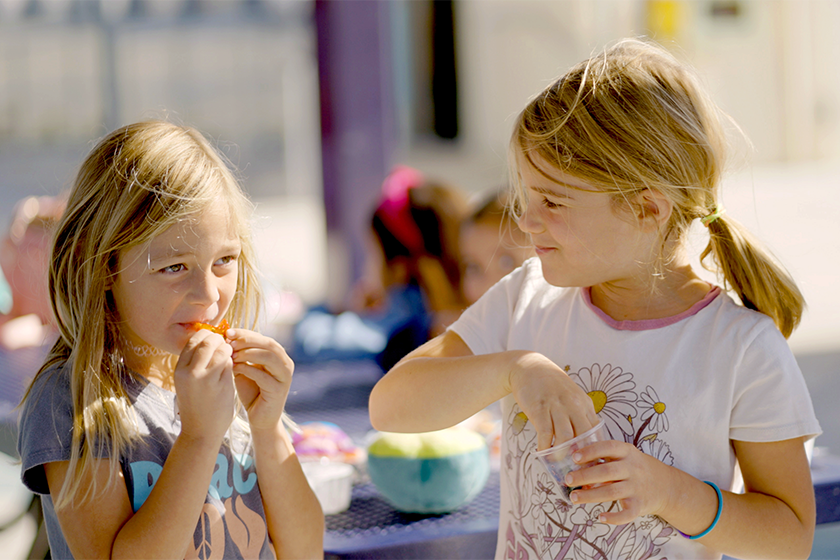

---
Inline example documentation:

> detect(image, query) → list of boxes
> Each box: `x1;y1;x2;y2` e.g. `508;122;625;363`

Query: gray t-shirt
18;361;275;559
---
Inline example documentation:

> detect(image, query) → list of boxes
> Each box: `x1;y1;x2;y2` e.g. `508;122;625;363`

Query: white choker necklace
119;335;167;357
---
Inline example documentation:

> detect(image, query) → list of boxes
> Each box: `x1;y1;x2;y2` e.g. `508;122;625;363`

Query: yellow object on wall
646;0;683;42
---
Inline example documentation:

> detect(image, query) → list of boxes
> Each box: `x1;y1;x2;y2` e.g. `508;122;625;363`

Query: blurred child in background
293;165;469;372
460;191;533;305
0;194;65;350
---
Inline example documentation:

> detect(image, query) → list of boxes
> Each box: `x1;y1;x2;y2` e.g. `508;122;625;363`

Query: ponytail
700;214;804;338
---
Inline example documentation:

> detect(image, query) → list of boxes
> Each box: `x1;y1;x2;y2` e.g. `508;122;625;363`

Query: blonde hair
509;38;803;337
23;120;263;508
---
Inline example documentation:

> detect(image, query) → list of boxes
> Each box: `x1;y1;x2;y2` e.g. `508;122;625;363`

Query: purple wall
315;0;396;282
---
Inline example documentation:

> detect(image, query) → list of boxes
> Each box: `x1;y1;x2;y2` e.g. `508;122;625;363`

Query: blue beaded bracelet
679;481;722;540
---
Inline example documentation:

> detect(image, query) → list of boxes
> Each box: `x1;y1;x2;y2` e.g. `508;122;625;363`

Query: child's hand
226;329;294;431
510;352;600;451
174;329;236;441
563;439;671;524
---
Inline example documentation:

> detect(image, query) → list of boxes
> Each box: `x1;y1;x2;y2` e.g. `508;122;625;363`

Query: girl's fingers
527;406;560;451
574;440;625;466
178;331;232;375
595;495;639;525
178;329;212;366
228;331;293;380
569;469;623;500
564;463;612;492
226;328;275;350
533;410;601;451
570;415;599;442
232;347;287;374
549;414;574;450
233;362;282;392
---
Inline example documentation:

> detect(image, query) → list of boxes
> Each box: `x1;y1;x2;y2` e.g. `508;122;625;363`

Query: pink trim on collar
582;285;722;331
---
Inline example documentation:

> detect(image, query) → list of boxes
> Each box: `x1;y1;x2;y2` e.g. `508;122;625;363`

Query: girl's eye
160;263;186;274
542;197;562;209
216;255;237;266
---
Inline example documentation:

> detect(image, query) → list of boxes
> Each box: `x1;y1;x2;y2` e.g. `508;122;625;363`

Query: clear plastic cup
534;419;610;504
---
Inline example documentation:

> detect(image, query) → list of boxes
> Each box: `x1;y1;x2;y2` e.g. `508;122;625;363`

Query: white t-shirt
449;258;821;560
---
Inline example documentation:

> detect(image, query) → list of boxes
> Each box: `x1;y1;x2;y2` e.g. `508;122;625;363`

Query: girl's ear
634;189;673;231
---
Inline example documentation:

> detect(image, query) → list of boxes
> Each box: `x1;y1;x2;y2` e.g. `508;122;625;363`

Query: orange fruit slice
192;319;230;335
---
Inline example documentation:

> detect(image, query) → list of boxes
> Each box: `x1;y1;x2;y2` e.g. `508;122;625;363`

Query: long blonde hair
23;120;263;508
510;38;803;337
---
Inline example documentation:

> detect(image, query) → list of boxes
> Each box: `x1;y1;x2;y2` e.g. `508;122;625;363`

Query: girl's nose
517;200;544;235
188;270;221;306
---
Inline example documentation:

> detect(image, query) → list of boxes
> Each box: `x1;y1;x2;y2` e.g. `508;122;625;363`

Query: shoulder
504;258;578;319
18;360;74;495
713;294;821;442
448;258;575;353
703;291;805;387
20;360;73;420
703;291;787;347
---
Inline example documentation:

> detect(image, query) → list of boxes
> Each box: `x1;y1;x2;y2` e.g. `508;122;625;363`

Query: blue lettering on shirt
129;461;163;512
209;454;234;499
233;453;257;494
130;453;257;509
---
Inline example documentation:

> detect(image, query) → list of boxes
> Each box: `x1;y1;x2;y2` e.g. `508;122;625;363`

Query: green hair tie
701;206;726;227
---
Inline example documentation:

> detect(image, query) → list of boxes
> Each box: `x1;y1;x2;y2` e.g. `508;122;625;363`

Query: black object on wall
431;0;458;140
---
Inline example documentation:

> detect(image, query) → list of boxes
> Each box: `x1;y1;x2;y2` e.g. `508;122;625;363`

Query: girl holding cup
370;39;820;560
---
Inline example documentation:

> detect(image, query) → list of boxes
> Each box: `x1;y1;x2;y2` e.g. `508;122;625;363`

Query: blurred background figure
0;195;65;350
356;166;468;334
292;165;469;372
460;191;534;305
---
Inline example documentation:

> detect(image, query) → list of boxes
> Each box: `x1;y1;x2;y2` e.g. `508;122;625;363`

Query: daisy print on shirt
502;363;681;560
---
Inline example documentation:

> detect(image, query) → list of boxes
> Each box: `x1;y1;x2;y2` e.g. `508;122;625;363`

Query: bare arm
369;330;511;433
369;330;599;448
568;436;816;559
696;438;815;559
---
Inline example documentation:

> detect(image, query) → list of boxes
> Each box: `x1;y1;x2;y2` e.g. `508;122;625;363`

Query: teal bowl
367;447;490;513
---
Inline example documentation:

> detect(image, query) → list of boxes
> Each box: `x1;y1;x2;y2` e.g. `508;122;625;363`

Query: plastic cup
534;420;610;504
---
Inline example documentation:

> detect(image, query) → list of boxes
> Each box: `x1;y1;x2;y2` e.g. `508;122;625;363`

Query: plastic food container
301;460;355;515
533;420;610;504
